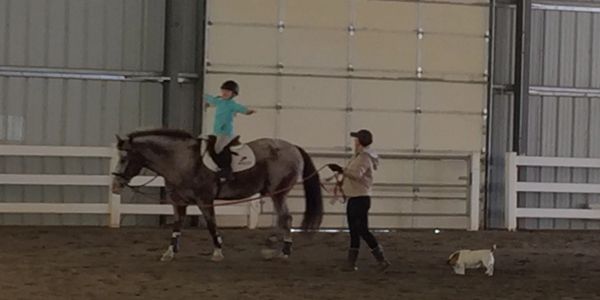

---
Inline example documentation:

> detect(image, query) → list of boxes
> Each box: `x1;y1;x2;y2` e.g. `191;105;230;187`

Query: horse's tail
297;146;323;230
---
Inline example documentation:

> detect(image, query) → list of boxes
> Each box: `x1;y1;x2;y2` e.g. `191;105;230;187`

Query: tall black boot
215;148;234;182
343;248;359;272
371;245;391;271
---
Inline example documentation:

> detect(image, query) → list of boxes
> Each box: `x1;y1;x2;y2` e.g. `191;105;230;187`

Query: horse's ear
115;135;131;150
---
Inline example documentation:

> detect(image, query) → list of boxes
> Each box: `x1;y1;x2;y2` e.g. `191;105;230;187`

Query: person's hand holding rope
326;164;346;204
327;164;344;174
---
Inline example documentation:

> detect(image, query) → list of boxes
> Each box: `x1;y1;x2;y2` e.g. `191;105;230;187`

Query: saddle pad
202;143;256;173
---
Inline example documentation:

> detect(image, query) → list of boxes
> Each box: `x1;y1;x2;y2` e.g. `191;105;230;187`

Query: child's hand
246;109;256;115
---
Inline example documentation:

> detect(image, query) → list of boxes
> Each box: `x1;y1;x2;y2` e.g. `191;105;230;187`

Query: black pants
347;196;379;249
215;147;233;178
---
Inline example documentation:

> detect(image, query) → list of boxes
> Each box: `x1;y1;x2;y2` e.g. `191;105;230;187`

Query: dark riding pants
215;147;233;178
347;196;379;249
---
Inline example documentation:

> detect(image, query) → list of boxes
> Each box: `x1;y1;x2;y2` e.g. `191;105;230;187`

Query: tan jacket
341;148;379;198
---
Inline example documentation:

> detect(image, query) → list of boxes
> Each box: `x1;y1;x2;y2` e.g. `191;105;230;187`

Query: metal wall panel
0;0;164;71
0;0;166;226
519;4;600;229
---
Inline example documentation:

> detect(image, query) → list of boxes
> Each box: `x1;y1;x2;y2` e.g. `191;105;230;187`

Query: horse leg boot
162;205;186;261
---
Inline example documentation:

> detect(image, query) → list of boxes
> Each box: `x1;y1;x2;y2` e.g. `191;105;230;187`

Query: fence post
108;145;121;228
247;197;260;229
505;152;518;231
469;151;481;231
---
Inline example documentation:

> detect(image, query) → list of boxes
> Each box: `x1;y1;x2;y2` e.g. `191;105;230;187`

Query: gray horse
111;129;323;262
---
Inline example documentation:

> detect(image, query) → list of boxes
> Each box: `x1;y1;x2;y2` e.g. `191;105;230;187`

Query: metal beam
162;0;204;131
512;0;531;153
532;3;600;13
529;86;600;98
0;66;169;82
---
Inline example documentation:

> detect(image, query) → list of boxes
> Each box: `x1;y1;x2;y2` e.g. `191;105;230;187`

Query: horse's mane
127;128;194;140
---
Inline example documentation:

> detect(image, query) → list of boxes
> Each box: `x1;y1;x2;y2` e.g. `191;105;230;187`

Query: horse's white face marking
115;150;129;174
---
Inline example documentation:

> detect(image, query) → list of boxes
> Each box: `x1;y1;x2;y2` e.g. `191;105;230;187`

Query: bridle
113;137;209;191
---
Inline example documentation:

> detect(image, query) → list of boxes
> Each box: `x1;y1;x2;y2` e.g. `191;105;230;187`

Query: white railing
505;152;600;231
0;145;481;231
0;145;259;229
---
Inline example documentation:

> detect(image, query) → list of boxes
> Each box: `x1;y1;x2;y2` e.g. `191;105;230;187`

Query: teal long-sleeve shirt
204;94;249;137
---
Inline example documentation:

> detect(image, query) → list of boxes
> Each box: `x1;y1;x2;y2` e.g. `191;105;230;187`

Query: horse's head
111;135;145;194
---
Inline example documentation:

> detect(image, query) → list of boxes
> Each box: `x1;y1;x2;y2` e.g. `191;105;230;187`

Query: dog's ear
448;252;460;266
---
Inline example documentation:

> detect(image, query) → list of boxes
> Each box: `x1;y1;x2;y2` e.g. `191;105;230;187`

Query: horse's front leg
198;201;224;262
161;205;186;261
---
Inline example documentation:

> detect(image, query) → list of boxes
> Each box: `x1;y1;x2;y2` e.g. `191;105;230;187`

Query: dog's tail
491;244;497;252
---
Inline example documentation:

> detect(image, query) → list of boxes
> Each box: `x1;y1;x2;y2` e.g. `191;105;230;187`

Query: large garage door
204;0;489;229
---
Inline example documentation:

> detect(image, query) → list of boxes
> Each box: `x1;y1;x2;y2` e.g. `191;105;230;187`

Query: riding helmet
221;80;239;95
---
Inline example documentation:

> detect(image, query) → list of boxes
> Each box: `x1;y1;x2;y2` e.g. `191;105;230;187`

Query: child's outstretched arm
232;101;256;115
203;94;219;106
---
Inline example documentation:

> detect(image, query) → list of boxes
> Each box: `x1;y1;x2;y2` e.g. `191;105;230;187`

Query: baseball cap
350;129;373;147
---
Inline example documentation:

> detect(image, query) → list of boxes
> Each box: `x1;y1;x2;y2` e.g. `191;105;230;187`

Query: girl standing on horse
328;129;391;271
203;80;256;181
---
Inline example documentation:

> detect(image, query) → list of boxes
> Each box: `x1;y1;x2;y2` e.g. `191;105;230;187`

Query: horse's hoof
277;252;289;260
211;249;225;262
160;250;175;262
261;248;277;260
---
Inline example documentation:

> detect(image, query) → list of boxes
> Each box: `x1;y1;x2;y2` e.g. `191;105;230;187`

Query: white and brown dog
447;245;496;276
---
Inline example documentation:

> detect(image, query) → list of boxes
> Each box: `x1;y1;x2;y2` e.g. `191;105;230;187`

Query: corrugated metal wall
0;0;166;225
520;2;600;229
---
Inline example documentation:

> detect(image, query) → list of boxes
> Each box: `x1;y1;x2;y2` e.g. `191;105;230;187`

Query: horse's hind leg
272;194;293;258
161;205;186;261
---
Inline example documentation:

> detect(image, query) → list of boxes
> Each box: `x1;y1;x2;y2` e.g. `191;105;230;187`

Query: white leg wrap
211;248;225;262
161;245;175;262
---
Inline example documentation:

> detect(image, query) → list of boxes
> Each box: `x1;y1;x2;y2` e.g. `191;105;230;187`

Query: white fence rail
0;145;258;229
505;152;600;231
0;145;481;230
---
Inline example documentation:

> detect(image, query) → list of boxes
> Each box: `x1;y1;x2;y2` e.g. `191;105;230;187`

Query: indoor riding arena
2;0;600;299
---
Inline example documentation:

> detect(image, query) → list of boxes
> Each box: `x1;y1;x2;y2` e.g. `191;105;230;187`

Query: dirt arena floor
1;227;600;300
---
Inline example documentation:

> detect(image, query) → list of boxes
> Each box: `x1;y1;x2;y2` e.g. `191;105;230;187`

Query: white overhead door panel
353;32;417;74
355;1;417;31
419;83;485;113
421;35;487;77
281;77;347;109
420;114;483;151
284;0;349;28
421;3;488;35
279;110;347;149
351;80;415;111
281;29;348;72
209;0;278;24
205;0;489;229
207;25;277;70
350;112;415;151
